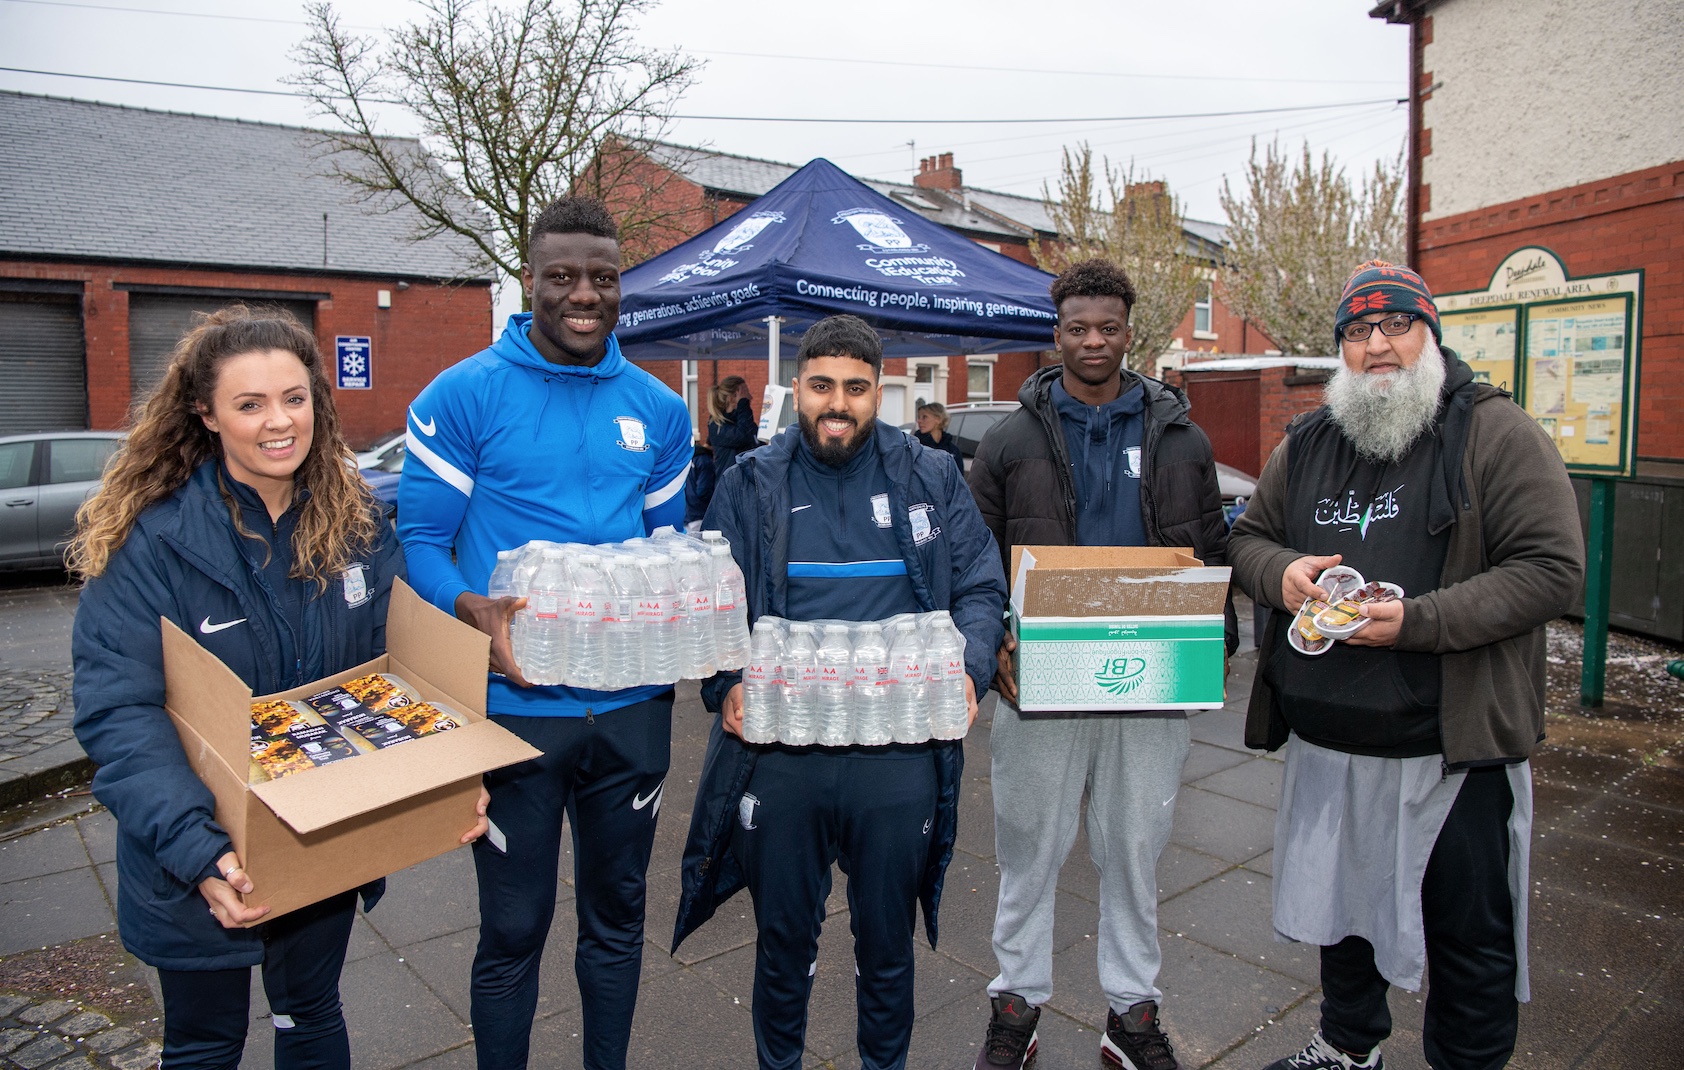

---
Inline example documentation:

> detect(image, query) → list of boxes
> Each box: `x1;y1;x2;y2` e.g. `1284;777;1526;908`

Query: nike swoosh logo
411;409;437;436
632;778;666;813
791;504;813;513
200;616;247;634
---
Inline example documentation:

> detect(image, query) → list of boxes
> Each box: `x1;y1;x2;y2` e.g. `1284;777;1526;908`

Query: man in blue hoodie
674;315;1007;1070
397;197;692;1070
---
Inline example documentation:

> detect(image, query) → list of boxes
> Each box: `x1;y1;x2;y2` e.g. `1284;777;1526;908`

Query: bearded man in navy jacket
673;314;1007;1070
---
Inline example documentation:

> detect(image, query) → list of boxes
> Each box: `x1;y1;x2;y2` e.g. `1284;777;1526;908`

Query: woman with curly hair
69;305;482;1070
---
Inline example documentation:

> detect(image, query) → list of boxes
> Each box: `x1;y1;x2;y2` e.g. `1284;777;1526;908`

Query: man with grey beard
1227;261;1583;1070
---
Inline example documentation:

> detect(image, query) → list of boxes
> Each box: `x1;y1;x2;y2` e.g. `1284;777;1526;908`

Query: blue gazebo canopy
615;158;1058;360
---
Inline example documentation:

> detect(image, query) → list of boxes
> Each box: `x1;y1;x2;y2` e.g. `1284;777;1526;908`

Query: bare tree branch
1218;140;1406;357
290;0;702;307
1032;144;1206;374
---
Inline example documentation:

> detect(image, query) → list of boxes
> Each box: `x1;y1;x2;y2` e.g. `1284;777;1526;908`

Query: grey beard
1324;335;1448;463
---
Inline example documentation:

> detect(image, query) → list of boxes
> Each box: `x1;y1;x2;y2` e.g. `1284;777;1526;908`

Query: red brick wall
596;149;757;267
0;259;492;446
1166;278;1279;355
1415;159;1684;462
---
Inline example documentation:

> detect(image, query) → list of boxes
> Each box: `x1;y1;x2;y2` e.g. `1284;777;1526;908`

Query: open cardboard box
162;579;541;922
1009;546;1231;712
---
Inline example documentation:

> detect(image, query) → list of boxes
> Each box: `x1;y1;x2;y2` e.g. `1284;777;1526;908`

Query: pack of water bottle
486;529;752;689
740;612;970;747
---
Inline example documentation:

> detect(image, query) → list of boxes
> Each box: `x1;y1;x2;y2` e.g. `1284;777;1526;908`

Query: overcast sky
2;0;1410;317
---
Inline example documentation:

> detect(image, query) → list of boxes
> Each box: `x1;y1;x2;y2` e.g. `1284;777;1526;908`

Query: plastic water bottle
816;624;854;747
741;620;784;744
851;623;892;747
637;552;680;684
487;549;518;599
568;553;609;689
925;614;969;738
524;549;570;685
508;546;545;671
782;623;819;746
711;544;751;669
889;621;929;744
675;550;717;679
603;555;645;688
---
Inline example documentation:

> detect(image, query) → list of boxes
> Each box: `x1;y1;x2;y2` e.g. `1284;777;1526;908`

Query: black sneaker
1101;1000;1178;1070
1259;1031;1384;1070
974;992;1039;1069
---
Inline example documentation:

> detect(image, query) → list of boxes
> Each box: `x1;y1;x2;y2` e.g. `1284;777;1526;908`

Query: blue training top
398;314;692;718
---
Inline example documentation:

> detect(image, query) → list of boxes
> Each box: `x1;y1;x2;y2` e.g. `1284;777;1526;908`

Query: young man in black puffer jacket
966;260;1236;1070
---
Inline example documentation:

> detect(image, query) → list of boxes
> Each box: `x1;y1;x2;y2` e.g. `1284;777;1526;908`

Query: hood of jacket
490;312;629;382
1018;363;1193;431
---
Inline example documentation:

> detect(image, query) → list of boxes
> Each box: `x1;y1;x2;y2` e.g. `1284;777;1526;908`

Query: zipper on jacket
1033;380;1081;537
585;707;595;725
1140;414;1165;544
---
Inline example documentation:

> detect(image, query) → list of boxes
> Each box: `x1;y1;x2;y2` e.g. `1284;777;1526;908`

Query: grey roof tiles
0;92;490;280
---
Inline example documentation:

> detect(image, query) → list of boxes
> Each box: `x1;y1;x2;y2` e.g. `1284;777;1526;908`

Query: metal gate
128;294;317;402
0;293;88;434
1180;370;1261;476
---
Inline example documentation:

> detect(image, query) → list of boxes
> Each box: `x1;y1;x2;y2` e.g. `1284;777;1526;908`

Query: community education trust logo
656;211;786;286
832;208;929;254
1095;656;1148;696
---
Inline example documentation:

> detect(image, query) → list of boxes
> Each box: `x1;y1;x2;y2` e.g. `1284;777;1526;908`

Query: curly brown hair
68;304;379;587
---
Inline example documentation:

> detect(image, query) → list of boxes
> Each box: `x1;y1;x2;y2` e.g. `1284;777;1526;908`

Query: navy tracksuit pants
731;744;939;1070
157;890;358;1070
469;695;673;1070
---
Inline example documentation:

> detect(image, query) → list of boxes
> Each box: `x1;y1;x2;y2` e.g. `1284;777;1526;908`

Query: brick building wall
1413;159;1684;464
1;258;492;445
1165;276;1280;356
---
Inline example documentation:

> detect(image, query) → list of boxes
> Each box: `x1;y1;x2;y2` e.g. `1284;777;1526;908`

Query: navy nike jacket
72;460;403;970
672;421;1007;952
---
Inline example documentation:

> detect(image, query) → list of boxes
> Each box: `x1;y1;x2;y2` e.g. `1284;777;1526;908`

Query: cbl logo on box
1095;657;1148;696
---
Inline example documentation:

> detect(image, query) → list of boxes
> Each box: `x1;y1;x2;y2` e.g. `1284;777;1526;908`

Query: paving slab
0;868;115;956
1191;756;1284;810
0;822;89;883
1170;785;1276;866
1159;871;1321;985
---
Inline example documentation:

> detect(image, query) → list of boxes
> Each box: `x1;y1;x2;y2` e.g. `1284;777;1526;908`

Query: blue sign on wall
336;336;372;390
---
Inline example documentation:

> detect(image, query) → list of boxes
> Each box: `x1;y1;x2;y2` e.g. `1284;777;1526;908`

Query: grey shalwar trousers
987;701;1190;1010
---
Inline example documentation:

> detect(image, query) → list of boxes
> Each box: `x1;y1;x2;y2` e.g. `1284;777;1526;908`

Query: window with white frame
1193;281;1215;338
967;360;993;401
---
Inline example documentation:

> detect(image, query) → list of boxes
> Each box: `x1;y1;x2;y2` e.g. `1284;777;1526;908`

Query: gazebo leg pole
766;314;783;388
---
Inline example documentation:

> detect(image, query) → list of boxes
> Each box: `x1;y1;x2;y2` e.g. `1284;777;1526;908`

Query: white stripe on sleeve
644;461;691;510
406;428;475;498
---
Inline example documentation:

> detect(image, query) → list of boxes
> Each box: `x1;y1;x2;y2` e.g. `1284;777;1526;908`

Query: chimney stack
915;152;963;191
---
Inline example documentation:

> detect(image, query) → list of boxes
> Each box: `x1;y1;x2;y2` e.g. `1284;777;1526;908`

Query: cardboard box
162;579;541;922
1010;546;1231;712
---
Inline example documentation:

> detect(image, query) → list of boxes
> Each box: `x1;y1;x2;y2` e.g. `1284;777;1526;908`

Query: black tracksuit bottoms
469;695;672;1070
157;890;358;1070
731;744;939;1070
1320;764;1519;1070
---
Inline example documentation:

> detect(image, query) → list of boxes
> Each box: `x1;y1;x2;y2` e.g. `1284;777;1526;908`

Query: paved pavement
1;575;1680;1068
0;570;86;806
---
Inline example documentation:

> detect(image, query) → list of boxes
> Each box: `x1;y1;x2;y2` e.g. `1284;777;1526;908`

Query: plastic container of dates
1285;567;1404;655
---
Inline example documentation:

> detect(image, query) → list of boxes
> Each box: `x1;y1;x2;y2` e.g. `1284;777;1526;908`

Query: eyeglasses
1338;313;1424;343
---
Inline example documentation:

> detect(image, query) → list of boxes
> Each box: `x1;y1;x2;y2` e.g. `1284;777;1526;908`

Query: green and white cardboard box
1010;546;1230;711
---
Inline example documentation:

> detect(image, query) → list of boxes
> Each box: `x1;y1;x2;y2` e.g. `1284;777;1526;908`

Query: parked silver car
0;430;124;569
